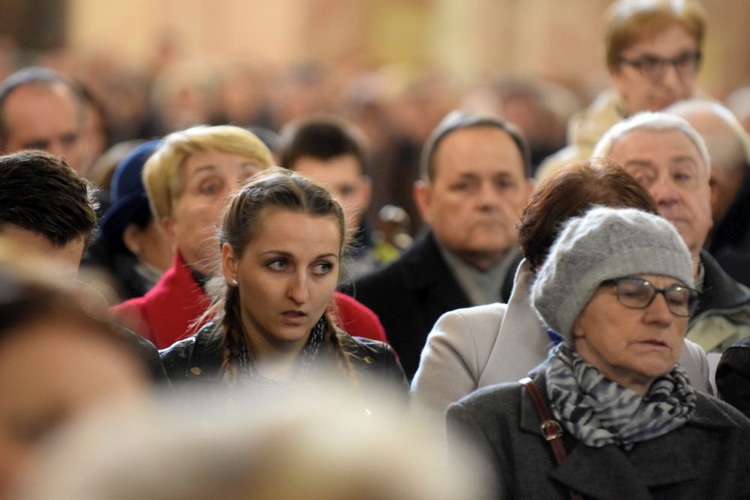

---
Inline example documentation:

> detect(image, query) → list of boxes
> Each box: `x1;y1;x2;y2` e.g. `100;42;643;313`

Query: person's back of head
519;158;659;271
665;99;750;224
12;385;491;500
0;151;96;273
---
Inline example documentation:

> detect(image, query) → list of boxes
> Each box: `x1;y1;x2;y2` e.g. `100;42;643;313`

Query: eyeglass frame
617;50;702;82
600;276;699;317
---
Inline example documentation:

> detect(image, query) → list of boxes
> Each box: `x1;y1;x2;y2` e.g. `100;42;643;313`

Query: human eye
674;51;699;69
665;286;690;306
672;167;696;186
637;55;661;73
61;133;78;147
312;260;336;275
618;279;651;302
267;258;288;271
629;170;655;188
198;178;223;196
494;176;517;191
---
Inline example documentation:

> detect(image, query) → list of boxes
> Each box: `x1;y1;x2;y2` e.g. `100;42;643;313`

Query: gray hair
665;99;750;168
592;111;711;174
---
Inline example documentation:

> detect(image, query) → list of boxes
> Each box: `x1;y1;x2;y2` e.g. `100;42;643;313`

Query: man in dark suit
346;111;534;378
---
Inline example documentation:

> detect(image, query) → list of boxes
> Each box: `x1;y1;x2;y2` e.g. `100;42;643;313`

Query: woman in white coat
410;159;711;426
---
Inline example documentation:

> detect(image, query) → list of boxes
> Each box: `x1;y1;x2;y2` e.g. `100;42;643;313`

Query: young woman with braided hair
160;168;407;394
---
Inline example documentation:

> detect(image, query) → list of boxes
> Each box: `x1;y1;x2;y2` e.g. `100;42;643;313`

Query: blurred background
1;0;748;229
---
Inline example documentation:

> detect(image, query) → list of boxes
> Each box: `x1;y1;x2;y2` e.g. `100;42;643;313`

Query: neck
455;249;507;271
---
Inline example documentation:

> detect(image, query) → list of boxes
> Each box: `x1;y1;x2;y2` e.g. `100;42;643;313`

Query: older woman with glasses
537;0;708;179
448;206;750;499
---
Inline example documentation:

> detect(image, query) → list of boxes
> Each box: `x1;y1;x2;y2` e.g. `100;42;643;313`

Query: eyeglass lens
621;51;700;80
613;278;694;317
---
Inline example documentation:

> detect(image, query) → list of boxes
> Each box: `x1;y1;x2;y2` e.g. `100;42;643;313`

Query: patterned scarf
545;342;696;451
237;316;326;388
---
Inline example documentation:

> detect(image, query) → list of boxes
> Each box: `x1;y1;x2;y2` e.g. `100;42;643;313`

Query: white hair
592;111;711;173
665;99;750;167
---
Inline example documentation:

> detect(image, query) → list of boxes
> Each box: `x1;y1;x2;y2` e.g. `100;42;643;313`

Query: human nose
660;62;684;90
476;182;501;209
287;271;310;305
649;175;679;206
644;292;673;325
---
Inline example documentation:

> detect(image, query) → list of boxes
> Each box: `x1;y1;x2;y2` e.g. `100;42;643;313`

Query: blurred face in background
611;24;700;114
0;317;147;494
416;126;532;270
161;150;265;274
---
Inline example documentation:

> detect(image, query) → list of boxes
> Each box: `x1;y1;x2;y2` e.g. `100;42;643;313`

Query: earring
231;278;238;286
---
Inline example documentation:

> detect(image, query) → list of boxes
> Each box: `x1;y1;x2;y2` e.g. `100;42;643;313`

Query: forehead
182;149;262;178
3;84;79;135
608;128;706;170
250;208;342;248
433;126;525;178
621;23;698;55
292;154;363;185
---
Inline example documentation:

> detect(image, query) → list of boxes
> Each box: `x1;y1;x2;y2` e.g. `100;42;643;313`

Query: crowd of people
1;0;750;498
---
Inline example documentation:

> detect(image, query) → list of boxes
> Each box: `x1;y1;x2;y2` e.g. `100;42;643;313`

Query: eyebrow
260;250;339;260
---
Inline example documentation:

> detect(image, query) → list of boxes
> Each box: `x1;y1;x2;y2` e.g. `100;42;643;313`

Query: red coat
111;253;389;349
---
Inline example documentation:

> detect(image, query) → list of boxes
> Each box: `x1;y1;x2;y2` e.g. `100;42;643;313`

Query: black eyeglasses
618;51;702;82
601;277;699;317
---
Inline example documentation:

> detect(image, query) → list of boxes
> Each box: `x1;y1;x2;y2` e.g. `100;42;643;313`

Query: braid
322;312;359;389
221;287;245;383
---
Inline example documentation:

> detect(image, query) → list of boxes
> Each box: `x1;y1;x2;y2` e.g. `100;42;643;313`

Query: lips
281;311;308;325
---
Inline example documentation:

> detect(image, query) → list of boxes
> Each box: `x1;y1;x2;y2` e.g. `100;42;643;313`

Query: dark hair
280;115;368;176
0;150;97;246
208;167;352;382
420;110;532;182
518;158;659;271
0;66;84;145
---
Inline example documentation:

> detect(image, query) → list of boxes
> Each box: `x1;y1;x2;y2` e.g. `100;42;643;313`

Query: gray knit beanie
530;206;693;341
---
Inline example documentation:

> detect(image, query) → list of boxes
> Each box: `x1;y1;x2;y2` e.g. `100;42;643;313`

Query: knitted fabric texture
531;206;693;340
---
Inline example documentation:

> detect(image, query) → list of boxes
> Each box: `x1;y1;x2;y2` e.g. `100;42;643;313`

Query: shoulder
428;303;508;355
716;338;750;418
337;332;408;388
159;323;223;382
332;292;387;343
691;390;750;430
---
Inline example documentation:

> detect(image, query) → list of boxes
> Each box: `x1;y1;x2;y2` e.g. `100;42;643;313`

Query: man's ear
413;180;432;226
221;242;238;284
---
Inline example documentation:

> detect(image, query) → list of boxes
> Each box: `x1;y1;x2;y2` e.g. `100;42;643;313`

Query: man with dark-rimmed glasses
537;0;709;180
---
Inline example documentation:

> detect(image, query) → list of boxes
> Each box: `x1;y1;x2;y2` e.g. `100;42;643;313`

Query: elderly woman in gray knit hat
447;206;750;500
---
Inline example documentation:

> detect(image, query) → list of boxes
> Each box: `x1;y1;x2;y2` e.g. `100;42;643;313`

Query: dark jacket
344;230;519;379
707;169;750;287
716;337;750;419
159;322;408;394
687;251;750;353
447;370;750;500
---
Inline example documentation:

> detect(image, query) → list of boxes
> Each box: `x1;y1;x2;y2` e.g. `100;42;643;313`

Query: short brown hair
0;150;96;246
518;158;658;271
605;0;707;72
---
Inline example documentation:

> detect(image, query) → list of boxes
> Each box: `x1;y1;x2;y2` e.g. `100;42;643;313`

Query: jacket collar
695;250;750;316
